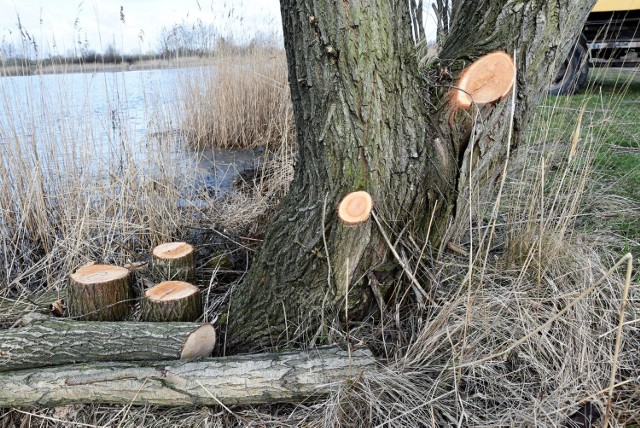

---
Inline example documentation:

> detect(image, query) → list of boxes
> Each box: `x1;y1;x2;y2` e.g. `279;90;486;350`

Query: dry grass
3;109;636;426
178;46;293;150
1;44;639;428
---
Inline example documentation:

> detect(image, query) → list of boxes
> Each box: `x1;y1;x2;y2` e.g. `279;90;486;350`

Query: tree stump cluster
64;242;211;360
0;243;370;409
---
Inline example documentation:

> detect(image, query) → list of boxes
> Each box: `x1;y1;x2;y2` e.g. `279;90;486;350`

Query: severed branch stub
141;280;202;322
151;242;196;282
67;264;132;321
337;191;373;225
449;51;515;110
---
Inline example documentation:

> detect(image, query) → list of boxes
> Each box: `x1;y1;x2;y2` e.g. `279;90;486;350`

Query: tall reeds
178;44;293;149
0;69;206;295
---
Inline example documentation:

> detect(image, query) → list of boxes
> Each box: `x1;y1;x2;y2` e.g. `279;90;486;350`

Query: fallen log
0;346;374;407
0;315;216;372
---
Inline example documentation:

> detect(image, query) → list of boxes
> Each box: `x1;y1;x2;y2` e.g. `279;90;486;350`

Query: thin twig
603;253;634;428
371;211;435;305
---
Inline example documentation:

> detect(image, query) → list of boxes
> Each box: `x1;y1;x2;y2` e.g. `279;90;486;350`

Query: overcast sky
0;0;282;56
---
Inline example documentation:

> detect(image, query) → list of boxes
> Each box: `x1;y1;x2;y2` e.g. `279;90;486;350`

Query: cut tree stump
0;314;216;372
151;242;195;282
0;346;374;407
141;281;202;322
337;191;373;225
67;264;132;321
449;51;515;110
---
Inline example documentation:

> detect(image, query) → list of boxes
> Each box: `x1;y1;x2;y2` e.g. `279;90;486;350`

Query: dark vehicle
550;0;640;94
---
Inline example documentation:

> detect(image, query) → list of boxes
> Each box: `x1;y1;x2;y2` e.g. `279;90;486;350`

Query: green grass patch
543;68;640;256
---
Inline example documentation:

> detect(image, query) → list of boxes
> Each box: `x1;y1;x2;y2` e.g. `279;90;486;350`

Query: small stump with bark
151;242;195;282
141;281;202;322
68;264;132;321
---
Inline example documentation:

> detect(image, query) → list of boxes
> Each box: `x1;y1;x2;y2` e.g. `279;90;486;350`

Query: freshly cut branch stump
338;191;373;225
67;264;131;321
450;51;515;109
151;242;195;281
0;346;374;407
0;315;216;372
141;281;202;322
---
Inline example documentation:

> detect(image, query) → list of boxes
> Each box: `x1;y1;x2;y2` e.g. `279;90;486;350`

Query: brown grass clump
179;45;293;149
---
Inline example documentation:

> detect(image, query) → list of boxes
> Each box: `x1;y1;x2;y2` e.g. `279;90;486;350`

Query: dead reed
178;45;293;150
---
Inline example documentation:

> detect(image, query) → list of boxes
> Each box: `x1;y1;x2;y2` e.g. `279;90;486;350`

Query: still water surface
0;68;260;193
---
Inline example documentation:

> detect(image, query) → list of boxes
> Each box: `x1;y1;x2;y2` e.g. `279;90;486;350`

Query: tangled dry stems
1;50;639;427
179;46;293;150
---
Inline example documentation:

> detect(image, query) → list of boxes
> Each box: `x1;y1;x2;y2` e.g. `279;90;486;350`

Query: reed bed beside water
0;47;294;298
179;47;293;150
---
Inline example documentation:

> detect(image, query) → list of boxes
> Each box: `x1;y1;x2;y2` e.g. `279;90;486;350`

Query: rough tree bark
0;346;373;407
228;0;595;352
0;315;216;371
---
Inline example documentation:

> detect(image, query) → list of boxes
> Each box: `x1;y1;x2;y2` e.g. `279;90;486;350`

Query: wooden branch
0;289;63;328
67;264;132;321
141;281;202;322
0;346;374;408
0;315;216;372
151;242;195;282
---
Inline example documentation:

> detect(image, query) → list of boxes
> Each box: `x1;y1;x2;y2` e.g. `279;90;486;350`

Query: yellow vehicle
550;0;640;94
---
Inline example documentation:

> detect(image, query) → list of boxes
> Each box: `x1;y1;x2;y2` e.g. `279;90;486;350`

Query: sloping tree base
0;346;374;407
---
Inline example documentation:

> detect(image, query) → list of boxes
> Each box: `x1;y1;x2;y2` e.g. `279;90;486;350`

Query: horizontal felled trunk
0;346;374;407
0;315;216;371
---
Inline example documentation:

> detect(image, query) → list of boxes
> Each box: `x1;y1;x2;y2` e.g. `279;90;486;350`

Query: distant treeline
0;17;283;76
0;53;160;77
2;53;158;68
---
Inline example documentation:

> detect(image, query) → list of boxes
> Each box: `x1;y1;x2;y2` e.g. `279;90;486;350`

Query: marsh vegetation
0;8;639;428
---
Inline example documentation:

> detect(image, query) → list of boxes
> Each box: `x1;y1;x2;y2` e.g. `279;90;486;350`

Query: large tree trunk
228;0;595;352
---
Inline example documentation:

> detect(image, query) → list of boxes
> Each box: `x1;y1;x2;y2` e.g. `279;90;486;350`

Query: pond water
0;67;261;194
